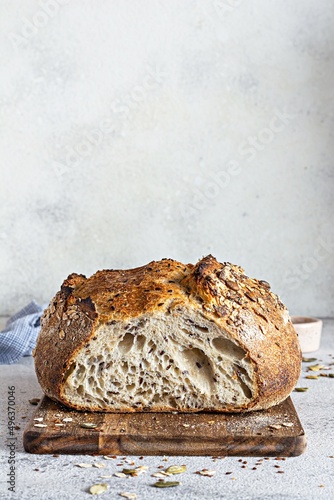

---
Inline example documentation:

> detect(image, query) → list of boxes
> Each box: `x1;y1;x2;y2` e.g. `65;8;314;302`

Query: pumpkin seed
76;463;92;468
115;472;127;478
302;357;317;362
81;422;97;429
152;481;180;488
165;465;187;475
89;483;108;495
294;387;309;392
122;469;138;476
282;422;294;428
63;417;73;422
120;493;137;499
34;423;47;428
308;364;324;371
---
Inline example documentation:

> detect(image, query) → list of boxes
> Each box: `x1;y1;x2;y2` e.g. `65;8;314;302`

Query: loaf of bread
34;255;301;413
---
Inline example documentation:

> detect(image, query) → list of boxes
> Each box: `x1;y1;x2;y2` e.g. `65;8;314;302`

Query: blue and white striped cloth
0;301;47;364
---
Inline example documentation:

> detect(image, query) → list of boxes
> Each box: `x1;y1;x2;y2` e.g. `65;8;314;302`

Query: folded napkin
0;301;47;364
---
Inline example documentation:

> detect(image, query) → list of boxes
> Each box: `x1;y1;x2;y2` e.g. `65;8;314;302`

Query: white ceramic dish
291;316;323;353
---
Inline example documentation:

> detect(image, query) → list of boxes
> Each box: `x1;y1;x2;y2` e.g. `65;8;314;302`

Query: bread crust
34;255;301;412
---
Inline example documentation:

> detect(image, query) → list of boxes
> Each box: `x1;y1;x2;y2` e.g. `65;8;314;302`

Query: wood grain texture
23;396;306;456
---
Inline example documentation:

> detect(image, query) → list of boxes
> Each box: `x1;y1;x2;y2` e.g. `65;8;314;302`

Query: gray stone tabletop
0;318;333;500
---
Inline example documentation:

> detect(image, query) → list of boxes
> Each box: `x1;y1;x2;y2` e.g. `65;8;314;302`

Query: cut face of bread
34;255;301;412
63;308;254;411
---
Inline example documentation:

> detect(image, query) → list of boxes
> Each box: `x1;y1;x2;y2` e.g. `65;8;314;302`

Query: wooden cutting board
23;396;306;456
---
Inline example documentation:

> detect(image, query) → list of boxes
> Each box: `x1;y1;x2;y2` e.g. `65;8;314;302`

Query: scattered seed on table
308;364;324;371
89;483;108;495
29;398;40;405
196;470;216;477
165;465;186;475
81;422;97;429
152;481;180;488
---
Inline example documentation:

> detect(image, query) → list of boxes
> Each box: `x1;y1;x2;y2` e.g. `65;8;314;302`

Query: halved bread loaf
34;255;301;412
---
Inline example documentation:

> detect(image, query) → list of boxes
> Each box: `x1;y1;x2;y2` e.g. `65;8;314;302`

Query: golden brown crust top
34;255;301;412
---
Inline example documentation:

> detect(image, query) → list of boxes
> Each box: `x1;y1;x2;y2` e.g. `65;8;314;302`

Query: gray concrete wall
1;0;333;316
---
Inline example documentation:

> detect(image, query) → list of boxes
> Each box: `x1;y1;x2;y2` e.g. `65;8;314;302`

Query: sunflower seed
225;280;239;291
306;375;319;380
114;472;127;478
294;387;309;392
302;357;317;362
76;463;92;468
93;463;106;469
81;422;97;429
197;469;216;477
282;422;294;427
135;466;148;472
120;493;137;499
29;398;40;405
89;483;108;495
259;280;271;289
62;417;73;422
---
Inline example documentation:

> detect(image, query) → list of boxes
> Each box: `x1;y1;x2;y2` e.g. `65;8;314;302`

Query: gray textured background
1;0;334;316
